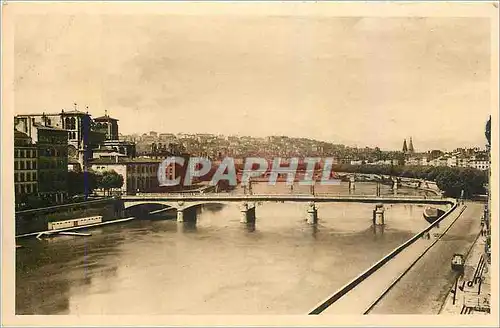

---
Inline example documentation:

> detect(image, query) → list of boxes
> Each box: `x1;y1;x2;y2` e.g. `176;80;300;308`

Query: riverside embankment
310;198;459;314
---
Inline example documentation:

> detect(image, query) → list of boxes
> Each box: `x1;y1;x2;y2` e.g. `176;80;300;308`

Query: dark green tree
67;170;100;196
99;170;124;196
485;115;491;146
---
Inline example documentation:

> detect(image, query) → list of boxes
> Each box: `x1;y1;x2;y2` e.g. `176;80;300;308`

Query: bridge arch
123;200;237;212
123;201;182;211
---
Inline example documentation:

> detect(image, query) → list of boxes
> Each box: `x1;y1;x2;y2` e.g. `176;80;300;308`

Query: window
27;161;31;170
33;162;37;169
14;150;18;158
14;161;18;170
20;173;25;182
20;161;25;170
14;173;18;182
33;172;37;181
26;184;31;194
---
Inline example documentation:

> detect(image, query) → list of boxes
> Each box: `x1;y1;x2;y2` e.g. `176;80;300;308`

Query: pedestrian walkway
314;204;467;314
440;231;491;315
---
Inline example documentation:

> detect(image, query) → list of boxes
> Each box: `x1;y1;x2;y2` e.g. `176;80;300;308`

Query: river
16;182;447;314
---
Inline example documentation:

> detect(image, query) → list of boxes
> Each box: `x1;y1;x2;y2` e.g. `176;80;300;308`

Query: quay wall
309;197;458;314
15;198;124;235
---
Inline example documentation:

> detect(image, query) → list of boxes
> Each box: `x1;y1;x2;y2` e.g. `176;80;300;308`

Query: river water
16;182;446;315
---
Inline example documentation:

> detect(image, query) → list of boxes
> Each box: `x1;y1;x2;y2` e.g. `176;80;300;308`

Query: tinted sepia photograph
1;1;498;327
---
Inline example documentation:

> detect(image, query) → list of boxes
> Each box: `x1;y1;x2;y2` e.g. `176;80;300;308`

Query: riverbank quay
440;230;491;315
15;197;124;235
364;201;485;314
310;200;462;314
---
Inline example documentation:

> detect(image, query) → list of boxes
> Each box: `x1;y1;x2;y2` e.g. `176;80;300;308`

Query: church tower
409;137;415;153
402;139;408;153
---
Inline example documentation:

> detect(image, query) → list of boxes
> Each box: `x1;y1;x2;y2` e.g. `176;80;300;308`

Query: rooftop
33;123;69;132
16;110;89;117
90;157;162;165
98;152;127;157
103;140;134;145
94;114;119;121
61;109;89;116
14;129;30;139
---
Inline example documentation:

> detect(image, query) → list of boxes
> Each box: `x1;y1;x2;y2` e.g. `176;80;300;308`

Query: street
368;201;483;314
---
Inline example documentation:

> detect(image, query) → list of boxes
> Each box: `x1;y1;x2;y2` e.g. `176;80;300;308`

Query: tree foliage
99;170;124;196
67;170;100;196
331;164;487;198
68;170;124;196
485;115;491;146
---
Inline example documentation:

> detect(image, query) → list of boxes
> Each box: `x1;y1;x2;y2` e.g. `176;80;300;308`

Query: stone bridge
122;193;452;225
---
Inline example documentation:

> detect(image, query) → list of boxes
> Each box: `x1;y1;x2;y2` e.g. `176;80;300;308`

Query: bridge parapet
124;193;447;203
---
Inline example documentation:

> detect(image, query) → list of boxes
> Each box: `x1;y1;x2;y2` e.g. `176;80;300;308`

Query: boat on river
47;215;103;231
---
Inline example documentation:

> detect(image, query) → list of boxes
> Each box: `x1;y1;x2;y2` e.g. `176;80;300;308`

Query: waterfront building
14;120;69;205
90;156;175;194
35;124;69;203
14;108;107;168
14;129;38;207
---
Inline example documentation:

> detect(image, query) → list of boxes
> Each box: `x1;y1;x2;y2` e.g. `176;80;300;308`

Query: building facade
36;124;69;203
93;112;119;140
14;129;38;207
90;157;164;194
15;108;106;169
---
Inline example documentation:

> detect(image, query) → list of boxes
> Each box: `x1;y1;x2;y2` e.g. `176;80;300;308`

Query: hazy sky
13;10;491;151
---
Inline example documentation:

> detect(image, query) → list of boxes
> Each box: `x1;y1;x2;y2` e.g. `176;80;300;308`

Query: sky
12;8;492;152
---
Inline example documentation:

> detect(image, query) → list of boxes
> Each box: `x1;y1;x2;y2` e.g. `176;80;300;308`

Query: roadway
367;201;483;314
125;193;448;205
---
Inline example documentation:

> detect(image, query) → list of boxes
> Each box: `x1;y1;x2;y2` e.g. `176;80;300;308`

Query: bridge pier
177;207;198;223
177;209;184;222
393;178;398;195
306;202;318;225
240;202;256;224
349;176;356;194
372;204;385;225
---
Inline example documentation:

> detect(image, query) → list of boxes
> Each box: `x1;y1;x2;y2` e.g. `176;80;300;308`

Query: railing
126;193;444;201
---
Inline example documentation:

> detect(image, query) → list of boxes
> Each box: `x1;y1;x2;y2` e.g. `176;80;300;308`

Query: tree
98;170;124;196
67;170;100;196
485;115;491;146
